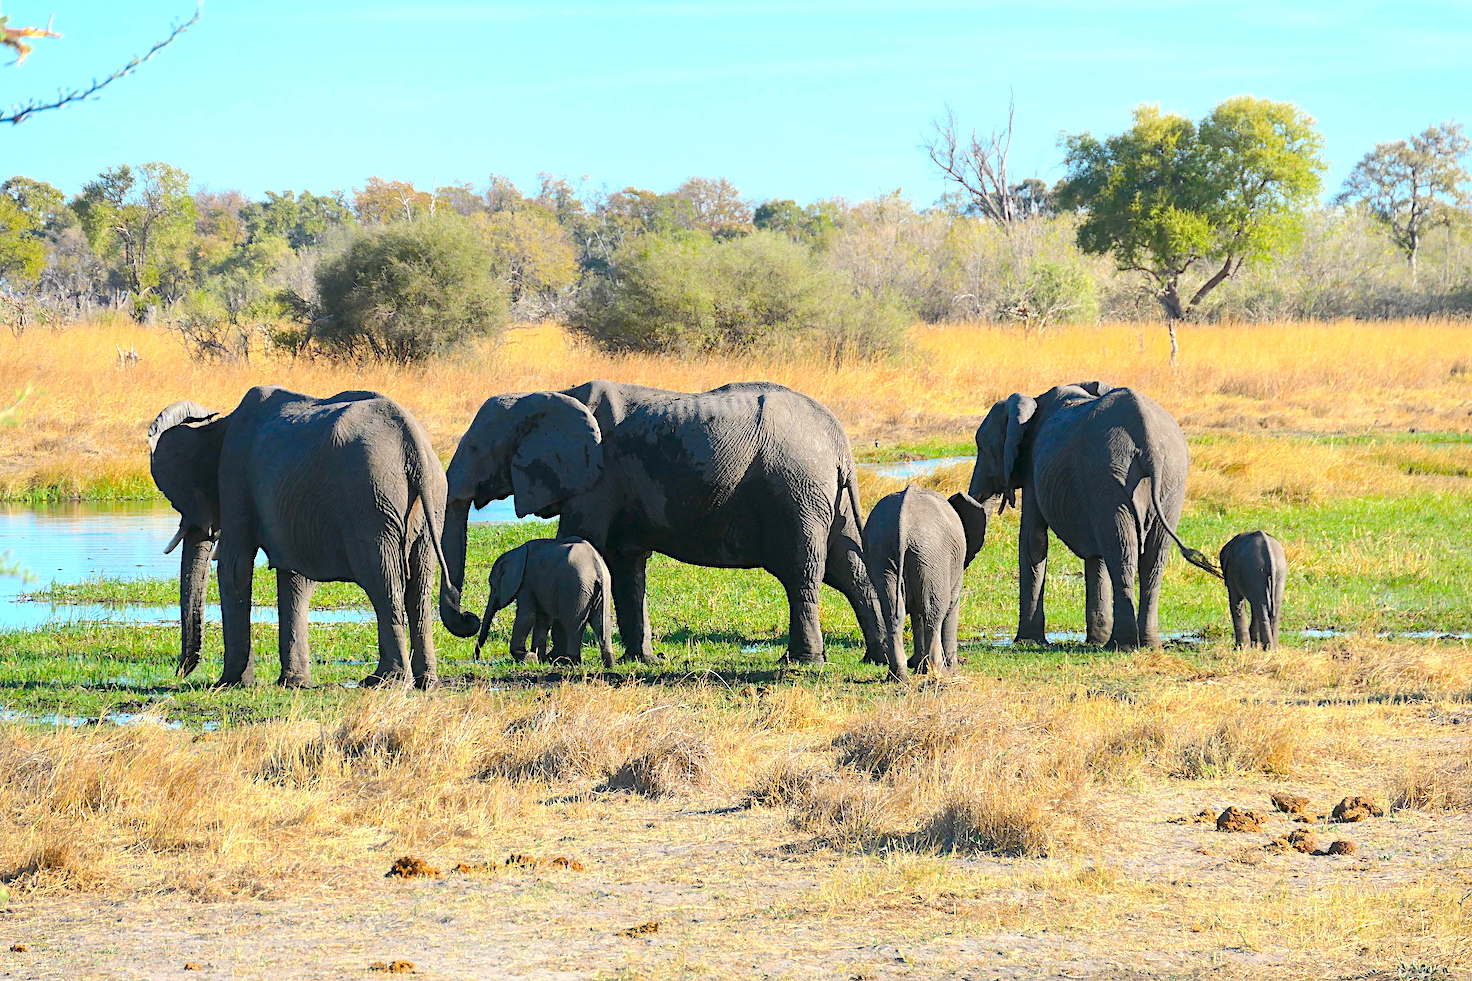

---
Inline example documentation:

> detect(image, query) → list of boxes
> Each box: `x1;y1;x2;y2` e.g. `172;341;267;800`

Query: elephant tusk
163;526;187;555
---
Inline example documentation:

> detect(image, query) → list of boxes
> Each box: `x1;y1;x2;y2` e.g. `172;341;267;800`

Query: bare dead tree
925;97;1023;233
2;4;201;126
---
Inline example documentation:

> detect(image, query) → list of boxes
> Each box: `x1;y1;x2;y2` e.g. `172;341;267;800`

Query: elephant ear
1074;380;1113;398
147;401;218;452
511;393;604;518
490;545;529;614
1000;393;1037;510
948;492;989;568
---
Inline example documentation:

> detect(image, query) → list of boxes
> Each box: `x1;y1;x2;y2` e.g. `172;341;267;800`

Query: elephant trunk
438;498;480;637
177;527;213;679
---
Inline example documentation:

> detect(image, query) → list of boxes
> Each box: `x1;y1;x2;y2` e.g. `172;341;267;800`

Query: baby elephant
474;537;615;668
863;486;989;679
1219;531;1287;649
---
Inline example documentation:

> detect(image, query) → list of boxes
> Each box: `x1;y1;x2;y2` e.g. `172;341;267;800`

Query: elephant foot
780;650;825;666
861;646;888;665
360;671;408;688
276;676;314;689
413;674;439;691
1103;638;1141;651
620;651;660;665
1013;633;1050;647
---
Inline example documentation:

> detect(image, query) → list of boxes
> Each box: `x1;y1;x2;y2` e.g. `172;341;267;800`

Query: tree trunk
1167;321;1179;367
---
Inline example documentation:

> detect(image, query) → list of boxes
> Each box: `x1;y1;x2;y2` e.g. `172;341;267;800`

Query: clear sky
3;1;1469;205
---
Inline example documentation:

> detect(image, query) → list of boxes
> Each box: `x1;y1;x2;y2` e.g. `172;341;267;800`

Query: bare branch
1;4;201;126
924;94;1025;233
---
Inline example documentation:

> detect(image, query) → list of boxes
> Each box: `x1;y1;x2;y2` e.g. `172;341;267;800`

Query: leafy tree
569;230;907;362
313;215;509;363
1;177;66;231
1060;97;1325;360
674;177;752;235
241;190;353;250
0;190;46;286
353;177;433;224
435;182;485;216
72;161;197;309
474;206;577;304
754;198;843;245
1335;122;1470;276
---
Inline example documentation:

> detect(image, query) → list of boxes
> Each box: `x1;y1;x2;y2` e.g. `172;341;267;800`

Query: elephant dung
1168;807;1218;826
385;856;440;879
8;945;27;953
368;960;416;973
1270;792;1309;816
1269;829;1318;854
1319;839;1358;856
1216;806;1268;833
1332;796;1384;822
619;921;661;937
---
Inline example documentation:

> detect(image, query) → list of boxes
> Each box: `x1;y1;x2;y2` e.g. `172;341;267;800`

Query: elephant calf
474;538;615;668
1219;531;1286;649
862;486;988;678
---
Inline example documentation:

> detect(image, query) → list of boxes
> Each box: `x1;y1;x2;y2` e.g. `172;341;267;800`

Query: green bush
313;215;508;362
569;230;908;361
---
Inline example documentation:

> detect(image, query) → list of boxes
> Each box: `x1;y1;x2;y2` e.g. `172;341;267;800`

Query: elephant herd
147;379;1286;689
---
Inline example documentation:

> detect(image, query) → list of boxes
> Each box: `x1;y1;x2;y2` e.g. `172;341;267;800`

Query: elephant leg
942;597;961;673
1249;602;1268;649
275;569;316;687
533;612;553;662
360;552;411;688
607;549;658;663
1227;585;1250;648
216;541;256;686
774;533;827;664
509;604;536;663
1102;514;1141;650
549;621;577;665
873;564;908;677
823;528;886;666
1084;556;1112;645
1016;505;1050;644
1136;524;1168;648
406;530;438;689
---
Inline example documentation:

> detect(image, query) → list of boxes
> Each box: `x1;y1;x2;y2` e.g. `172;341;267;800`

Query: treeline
1;150;1470;364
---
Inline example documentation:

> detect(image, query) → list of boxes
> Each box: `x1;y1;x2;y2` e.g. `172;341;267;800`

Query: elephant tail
589;565;614;670
409;446;471;629
1140;460;1222;579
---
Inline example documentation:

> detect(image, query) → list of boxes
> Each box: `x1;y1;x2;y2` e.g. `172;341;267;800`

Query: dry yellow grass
2;318;1471;497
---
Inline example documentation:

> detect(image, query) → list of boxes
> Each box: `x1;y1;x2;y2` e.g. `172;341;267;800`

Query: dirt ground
4;745;1469;981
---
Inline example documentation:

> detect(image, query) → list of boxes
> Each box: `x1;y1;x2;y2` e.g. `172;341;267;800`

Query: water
0;498;529;631
859;456;972;480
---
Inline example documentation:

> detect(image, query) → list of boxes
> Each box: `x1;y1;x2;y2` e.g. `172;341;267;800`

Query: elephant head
947;492;989;567
472;544;528;660
968;382;1114;511
147;400;227;679
440;392;603;638
968;392;1036;511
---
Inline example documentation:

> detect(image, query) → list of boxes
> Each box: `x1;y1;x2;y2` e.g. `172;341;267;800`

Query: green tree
313;215;509;363
353;177;433;224
754;198;843;245
674;177;752;235
474;206;578;304
1335;122;1470;277
1060;97;1325;360
72;161;197;309
241;190;353;250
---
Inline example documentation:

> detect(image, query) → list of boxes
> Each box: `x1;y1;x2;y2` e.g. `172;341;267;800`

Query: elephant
968;381;1217;649
862;486;988;676
147;386;460;688
1219;531;1286;649
435;381;890;674
473;537;615;668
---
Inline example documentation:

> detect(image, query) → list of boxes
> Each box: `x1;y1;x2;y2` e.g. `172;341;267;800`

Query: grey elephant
148;386;459;688
862;486;989;676
436;381;890;674
1219;531;1286;649
968;381;1216;649
473;537;615;668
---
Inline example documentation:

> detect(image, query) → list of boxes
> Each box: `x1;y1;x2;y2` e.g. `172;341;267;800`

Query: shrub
312;214;508;362
568;230;909;361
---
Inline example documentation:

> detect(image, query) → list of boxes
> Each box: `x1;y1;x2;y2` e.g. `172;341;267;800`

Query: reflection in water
858;457;972;480
0;498;528;630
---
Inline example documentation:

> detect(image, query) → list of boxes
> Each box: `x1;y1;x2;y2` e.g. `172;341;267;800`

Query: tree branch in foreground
2;3;201;125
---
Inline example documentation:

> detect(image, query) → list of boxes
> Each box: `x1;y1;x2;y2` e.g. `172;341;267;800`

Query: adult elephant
148;386;460;688
436;380;890;672
968;381;1212;649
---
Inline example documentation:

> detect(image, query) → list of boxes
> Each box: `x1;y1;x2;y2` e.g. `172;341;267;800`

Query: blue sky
3;1;1469;205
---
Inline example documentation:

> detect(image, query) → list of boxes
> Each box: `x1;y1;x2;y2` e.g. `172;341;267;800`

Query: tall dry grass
1;318;1470;497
